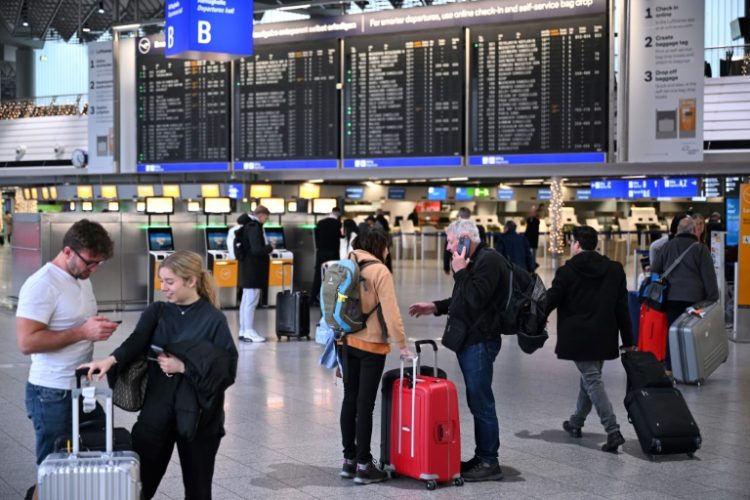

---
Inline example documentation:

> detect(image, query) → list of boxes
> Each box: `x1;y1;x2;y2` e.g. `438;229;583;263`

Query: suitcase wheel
453;477;464;487
426;480;437;491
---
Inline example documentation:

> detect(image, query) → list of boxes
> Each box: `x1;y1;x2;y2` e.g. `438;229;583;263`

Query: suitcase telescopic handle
398;355;418;458
71;375;113;456
414;340;439;377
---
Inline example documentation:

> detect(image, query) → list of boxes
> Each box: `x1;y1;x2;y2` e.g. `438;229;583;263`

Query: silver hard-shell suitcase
669;301;728;385
38;386;141;500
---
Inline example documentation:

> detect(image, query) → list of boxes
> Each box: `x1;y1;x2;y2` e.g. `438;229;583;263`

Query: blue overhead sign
165;0;253;60
590;178;698;199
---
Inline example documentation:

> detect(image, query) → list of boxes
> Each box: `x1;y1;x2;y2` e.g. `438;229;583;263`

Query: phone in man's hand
456;236;471;258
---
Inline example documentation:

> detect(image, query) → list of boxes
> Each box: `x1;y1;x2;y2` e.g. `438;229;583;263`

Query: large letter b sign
198;20;212;44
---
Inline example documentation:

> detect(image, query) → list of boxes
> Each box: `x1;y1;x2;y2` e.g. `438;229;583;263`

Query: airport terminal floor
0;245;749;500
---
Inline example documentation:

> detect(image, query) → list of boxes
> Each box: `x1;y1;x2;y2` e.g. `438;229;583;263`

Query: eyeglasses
71;247;105;269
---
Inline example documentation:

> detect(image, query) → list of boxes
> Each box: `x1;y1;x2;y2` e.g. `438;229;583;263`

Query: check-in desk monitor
147;227;175;303
266;226;294;306
205;227;237;308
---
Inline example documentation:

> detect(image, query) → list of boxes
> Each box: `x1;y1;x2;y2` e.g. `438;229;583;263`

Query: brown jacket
345;249;407;354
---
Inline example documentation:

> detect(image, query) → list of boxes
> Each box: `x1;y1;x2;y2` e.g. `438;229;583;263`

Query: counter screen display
148;229;174;252
264;227;286;249
388;187;406;200
470;15;608;159
427;186;447;201
136;35;230;166
206;229;228;251
235;40;339;163
343;31;463;161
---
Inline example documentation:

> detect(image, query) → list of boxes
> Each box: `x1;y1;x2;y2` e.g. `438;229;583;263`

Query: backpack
232;225;246;261
498;256;549;350
320;255;384;340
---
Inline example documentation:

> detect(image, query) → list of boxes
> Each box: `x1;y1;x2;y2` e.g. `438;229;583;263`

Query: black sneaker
461;456;481;473
353;460;388;485
601;431;625;453
563;420;582;438
462;461;504;482
339;458;356;478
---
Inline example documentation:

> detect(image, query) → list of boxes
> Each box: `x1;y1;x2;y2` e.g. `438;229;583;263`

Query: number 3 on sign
644;71;652;82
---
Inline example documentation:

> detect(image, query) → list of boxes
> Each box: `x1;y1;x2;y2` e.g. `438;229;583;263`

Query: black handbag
112;356;148;412
638;243;698;311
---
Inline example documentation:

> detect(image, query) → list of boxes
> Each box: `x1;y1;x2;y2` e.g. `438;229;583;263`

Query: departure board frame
468;12;609;166
136;34;231;173
342;30;465;169
233;39;340;171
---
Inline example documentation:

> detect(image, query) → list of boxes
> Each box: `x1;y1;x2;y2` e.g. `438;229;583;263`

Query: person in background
340;218;359;259
358;216;376;238
410;219;506;482
338;228;411;485
4;211;12;245
649;213;688;267
524;205;541;268
651;217;719;374
80;250;237;500
374;208;390;234
313;208;342;305
692;213;706;244
545;226;634;453
16;220;118;500
705;211;723;246
494;220;534;272
237;205;273;343
407;208;420;227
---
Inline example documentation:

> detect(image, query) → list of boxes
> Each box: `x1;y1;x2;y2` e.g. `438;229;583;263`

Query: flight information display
469;15;608;165
136;35;230;172
590;178;699;199
343;31;463;168
235;40;339;170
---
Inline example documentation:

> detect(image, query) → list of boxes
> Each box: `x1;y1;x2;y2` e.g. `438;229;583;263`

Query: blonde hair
161;250;218;308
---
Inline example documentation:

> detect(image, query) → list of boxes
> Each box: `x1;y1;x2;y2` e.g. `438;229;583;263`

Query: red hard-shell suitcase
638;304;668;361
390;355;462;490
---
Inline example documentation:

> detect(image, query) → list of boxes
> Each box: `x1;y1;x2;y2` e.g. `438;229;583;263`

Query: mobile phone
113;320;123;324
456;236;470;257
148;344;165;361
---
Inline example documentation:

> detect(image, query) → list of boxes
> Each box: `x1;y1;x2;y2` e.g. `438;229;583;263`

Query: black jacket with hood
546;251;633;361
237;213;273;289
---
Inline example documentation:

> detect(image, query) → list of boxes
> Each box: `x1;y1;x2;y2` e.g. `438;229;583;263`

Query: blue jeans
25;383;104;465
456;338;502;465
569;361;619;435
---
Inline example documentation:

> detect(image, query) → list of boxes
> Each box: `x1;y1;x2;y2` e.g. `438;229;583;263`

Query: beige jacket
345;249;407;354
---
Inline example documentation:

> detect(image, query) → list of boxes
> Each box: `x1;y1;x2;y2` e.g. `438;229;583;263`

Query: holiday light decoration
548;177;565;255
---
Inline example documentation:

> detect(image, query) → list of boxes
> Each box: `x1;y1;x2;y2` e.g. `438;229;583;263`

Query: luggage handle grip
414;340;439;376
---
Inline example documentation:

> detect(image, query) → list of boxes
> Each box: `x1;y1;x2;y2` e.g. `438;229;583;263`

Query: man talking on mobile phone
15;219;119;499
409;218;507;482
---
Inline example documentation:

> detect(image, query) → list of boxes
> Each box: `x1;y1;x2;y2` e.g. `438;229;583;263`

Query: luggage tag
81;386;97;413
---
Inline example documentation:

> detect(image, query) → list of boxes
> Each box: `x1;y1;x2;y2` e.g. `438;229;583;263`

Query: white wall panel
0;115;86;162
704;75;750;141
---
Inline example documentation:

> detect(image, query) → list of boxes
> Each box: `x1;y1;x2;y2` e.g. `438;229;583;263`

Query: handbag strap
662;242;699;279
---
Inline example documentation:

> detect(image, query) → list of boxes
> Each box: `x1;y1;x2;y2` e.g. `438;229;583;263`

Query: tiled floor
1;244;749;499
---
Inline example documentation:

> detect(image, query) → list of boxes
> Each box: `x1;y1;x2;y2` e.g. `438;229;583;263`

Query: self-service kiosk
205;227;238;308
147;227;175;303
265;226;294;306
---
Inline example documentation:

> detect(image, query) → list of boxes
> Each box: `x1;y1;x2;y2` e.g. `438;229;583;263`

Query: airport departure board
470;15;608;159
343;31;463;163
136;36;230;167
235;40;339;161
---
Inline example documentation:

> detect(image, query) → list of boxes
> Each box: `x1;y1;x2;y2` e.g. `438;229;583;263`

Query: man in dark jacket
443;207;486;274
237;205;273;342
524;205;541;267
651;217;719;371
546;226;634;453
495;220;534;271
312;208;342;305
410;219;507;482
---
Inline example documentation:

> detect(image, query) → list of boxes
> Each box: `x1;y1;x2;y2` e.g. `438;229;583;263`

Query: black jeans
665;300;693;371
339;345;386;464
133;422;221;500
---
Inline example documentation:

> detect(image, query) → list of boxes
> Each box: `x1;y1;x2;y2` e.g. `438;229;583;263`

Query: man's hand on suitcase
408;302;436;318
79;316;119;342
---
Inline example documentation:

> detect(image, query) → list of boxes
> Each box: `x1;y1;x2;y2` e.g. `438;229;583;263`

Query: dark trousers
312;250;340;302
665;300;693;371
133;422;221;500
339;345;386;464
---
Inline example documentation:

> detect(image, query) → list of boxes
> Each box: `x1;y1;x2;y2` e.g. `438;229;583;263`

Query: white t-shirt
17;263;98;390
226;224;241;260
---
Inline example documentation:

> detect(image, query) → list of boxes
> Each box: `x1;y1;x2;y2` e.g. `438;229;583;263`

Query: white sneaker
247;330;266;343
238;330;252;343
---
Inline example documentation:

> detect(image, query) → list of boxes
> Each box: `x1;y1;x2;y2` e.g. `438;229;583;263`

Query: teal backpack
320;255;385;340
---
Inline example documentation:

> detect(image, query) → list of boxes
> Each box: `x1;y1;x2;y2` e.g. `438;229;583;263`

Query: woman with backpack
338;228;412;484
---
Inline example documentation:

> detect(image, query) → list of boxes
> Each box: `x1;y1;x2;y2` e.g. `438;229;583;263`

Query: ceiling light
98;1;105;14
82;27;91;32
112;22;142;31
394;180;408;184
277;4;311;10
308;179;323;183
22;20;29;27
448;177;468;181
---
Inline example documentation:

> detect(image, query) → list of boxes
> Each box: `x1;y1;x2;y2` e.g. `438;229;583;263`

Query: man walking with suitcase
237;205;273;342
16;220;119;499
545;226;635;453
410;218;506;482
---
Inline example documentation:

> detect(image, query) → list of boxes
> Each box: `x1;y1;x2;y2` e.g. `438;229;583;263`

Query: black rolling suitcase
276;290;311;340
621;352;701;458
379;340;447;470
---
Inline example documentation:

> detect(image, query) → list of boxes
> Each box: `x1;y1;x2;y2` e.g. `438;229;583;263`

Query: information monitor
147;228;175;252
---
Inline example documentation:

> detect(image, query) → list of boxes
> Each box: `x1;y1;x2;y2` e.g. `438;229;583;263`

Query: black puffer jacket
546;251;633;361
434;244;508;351
237;213;272;289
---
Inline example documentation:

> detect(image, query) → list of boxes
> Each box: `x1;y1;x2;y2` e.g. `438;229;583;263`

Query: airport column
732;183;750;342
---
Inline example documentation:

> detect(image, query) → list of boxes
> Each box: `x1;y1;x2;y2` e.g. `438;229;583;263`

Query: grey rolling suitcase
669;301;728;385
38;386;141;500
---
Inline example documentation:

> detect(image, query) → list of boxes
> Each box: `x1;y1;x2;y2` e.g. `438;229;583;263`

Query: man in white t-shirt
16;220;119;483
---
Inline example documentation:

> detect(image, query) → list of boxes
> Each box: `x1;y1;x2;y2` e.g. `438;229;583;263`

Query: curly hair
352;227;388;262
62;219;114;259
